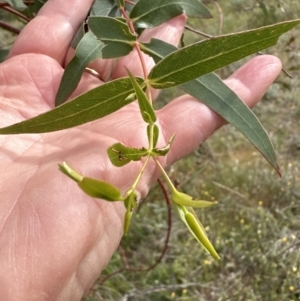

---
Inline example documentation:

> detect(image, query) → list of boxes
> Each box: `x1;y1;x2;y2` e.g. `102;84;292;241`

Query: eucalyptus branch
0;5;31;22
119;6;153;103
184;25;213;38
0;1;32;7
206;0;224;35
0;20;20;34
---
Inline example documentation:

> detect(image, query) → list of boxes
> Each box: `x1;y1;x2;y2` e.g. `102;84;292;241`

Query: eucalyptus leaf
181;74;280;174
140;38;177;63
142;38;280;173
101;42;133;59
126;69;157;124
148;20;300;88
0;77;143;134
5;0;27;10
56;31;104;106
130;0;212;29
107;142;148;167
0;49;9;63
90;0;116;16
88;16;136;58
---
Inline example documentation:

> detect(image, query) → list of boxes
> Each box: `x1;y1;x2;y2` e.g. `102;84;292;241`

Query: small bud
185;211;220;260
78;177;122;201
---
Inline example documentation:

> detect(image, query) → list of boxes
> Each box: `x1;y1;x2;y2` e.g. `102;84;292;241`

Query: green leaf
0;49;9;63
130;0;212;29
56;31;104;106
90;0;117;16
5;0;27;10
172;190;217;208
78;177;122;201
88;16;136;58
140;38;178;63
126;68;157;124
107;143;148;167
151;134;175;156
141;38;280;172
0;77;143;134
181;73;281;174
71;23;85;49
148;20;300;88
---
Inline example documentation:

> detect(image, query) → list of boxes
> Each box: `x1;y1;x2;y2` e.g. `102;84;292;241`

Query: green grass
84;1;300;300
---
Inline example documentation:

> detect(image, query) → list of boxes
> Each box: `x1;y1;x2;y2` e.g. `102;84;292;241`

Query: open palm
0;1;282;300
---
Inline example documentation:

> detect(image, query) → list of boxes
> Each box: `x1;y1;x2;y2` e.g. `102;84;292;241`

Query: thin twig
210;1;224;35
120;282;213;301
212;181;247;199
0;5;31;22
257;51;293;78
0;20;20;34
0;1;33;7
184;25;213;38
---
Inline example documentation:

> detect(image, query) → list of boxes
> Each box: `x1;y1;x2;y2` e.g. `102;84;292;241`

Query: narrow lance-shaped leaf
56;31;104;106
181;74;280;174
107;142;148;167
141;38;280;173
148;20;300;88
0;77;143;134
126;68;157;124
88;16;136;58
130;0;212;29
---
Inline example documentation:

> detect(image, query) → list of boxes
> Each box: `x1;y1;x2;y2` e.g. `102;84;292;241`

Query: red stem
1;5;31;22
0;20;20;34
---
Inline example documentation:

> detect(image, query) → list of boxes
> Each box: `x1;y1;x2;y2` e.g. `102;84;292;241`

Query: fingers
156;55;282;165
8;0;94;65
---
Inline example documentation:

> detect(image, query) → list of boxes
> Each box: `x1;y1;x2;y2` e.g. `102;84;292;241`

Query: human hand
0;0;282;300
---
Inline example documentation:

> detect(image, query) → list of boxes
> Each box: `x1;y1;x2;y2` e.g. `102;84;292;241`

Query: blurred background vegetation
1;0;300;300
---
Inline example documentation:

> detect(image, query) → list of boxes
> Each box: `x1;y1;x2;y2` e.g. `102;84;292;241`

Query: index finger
8;0;94;65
